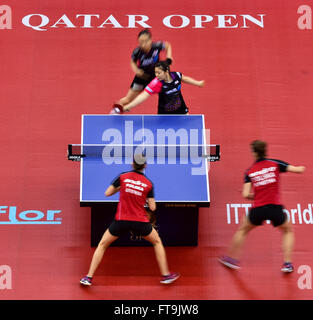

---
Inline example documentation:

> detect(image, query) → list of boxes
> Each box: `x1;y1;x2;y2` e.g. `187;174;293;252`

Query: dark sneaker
281;262;294;273
160;272;180;284
80;276;92;286
218;256;240;270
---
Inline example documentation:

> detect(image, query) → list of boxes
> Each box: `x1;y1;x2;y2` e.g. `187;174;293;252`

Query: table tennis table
69;114;220;246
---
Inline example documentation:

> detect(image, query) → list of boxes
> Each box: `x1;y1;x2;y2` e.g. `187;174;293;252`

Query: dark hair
133;153;146;171
138;29;152;38
155;60;171;72
250;140;267;159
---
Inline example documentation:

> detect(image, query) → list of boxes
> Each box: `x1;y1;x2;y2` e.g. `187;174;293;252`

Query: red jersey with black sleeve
131;41;165;76
111;170;154;222
244;158;289;208
144;72;189;114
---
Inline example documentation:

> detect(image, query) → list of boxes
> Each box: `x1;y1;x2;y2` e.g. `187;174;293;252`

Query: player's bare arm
105;185;121;197
286;165;305;173
181;75;205;87
164;41;173;61
242;182;254;199
123;91;150;111
130;59;149;79
147;197;156;212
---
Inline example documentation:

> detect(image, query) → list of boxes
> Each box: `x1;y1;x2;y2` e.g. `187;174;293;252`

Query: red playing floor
1;0;313;300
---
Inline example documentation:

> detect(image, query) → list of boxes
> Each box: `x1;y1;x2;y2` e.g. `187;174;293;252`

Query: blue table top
80;115;210;204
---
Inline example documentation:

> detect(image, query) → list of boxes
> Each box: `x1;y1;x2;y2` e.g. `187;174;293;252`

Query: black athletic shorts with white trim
108;219;153;237
248;204;287;227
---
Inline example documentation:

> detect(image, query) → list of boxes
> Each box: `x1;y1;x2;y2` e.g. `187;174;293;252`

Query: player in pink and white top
122;60;204;114
219;140;305;273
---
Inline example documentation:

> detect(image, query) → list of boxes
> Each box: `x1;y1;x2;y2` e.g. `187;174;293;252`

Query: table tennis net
68;144;220;162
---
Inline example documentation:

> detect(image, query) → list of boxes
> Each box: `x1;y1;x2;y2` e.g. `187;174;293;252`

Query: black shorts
248;204;287;227
108;219;153;237
130;74;155;91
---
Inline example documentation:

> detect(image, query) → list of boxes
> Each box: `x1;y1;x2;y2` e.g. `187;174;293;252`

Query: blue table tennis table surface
80;115;210;205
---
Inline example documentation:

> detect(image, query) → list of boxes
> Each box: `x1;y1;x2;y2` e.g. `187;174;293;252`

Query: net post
216;144;220;161
67;144;73;160
67;144;85;161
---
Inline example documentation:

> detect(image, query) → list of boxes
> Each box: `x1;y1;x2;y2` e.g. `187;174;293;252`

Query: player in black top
122;60;205;114
113;29;172;109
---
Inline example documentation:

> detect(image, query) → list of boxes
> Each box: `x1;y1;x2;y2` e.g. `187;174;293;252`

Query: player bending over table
219;140;305;273
115;29;173;108
112;60;204;115
80;154;180;286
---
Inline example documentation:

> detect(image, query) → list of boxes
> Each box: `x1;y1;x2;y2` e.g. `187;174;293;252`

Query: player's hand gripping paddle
110;103;124;114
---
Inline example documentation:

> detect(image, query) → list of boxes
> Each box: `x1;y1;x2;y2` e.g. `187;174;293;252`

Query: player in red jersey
114;29;173;109
121;60;204;114
80;154;179;285
219;140;305;273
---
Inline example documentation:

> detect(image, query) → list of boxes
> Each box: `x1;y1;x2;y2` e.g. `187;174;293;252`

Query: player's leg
278;220;294;272
143;227;180;284
80;227;119;285
118;88;142;106
86;229;118;277
219;215;256;269
144;227;169;275
118;77;147;106
269;205;294;272
227;215;256;259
